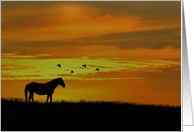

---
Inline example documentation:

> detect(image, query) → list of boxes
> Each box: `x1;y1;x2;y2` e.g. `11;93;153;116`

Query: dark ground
1;98;181;131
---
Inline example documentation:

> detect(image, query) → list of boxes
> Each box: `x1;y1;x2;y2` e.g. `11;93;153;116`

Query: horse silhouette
25;77;65;103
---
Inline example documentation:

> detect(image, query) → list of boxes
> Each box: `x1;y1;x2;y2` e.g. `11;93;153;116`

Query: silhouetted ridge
1;98;181;131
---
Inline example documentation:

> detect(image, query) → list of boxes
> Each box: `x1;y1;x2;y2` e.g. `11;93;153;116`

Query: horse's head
58;77;65;88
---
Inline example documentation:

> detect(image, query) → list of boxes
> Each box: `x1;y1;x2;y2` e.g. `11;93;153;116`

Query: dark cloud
1;1;181;53
1;1;63;31
1;28;181;54
80;27;181;49
75;1;181;20
1;1;181;31
1;1;58;10
2;1;181;18
1;27;181;51
1;1;181;57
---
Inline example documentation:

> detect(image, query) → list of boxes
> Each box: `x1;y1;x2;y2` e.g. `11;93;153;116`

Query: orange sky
1;1;181;106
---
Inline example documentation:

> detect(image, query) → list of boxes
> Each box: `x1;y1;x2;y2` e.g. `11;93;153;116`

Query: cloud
1;63;36;70
1;45;181;65
2;1;181;23
1;74;43;80
1;1;69;30
77;1;181;20
1;1;180;42
74;27;181;49
1;52;54;60
1;27;181;51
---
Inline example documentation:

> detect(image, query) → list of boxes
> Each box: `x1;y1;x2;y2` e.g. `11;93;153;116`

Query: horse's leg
29;92;32;103
50;94;52;103
29;92;35;103
28;95;31;102
46;94;49;103
31;92;34;103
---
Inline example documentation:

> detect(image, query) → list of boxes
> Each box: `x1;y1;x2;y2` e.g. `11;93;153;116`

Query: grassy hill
1;98;181;131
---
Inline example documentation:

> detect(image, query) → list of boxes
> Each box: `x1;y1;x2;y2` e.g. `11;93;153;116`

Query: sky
1;1;181;106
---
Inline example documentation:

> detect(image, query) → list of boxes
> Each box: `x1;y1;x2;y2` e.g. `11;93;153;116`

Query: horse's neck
46;79;58;88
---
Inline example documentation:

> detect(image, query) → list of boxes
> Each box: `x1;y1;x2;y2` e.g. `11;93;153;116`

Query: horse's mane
46;78;61;85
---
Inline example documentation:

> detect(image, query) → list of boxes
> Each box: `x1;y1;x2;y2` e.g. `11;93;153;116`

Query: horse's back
26;82;43;87
26;82;45;91
26;82;52;95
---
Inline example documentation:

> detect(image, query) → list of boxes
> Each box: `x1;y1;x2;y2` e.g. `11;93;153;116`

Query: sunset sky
1;1;181;106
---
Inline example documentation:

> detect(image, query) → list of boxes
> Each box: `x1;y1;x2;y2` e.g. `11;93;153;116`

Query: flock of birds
57;64;100;73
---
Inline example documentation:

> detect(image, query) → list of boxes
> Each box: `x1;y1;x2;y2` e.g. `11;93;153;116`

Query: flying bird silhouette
95;68;100;71
57;64;61;68
82;64;86;68
70;71;74;73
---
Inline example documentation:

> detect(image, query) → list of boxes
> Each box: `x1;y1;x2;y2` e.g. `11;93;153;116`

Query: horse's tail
25;85;28;102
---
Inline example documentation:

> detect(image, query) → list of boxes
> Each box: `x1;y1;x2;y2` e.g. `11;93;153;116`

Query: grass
1;97;180;108
1;97;181;131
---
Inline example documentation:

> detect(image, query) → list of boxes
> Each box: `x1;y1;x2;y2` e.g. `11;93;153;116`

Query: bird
82;64;86;68
57;64;61;68
70;71;74;73
95;68;100;71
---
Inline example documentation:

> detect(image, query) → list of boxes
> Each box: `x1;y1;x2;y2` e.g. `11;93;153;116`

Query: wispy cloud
1;1;180;42
2;27;181;51
1;55;180;81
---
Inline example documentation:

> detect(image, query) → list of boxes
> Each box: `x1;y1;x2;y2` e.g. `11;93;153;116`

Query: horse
24;77;65;103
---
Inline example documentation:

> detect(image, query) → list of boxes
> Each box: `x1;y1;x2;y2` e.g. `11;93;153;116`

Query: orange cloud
1;2;180;41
